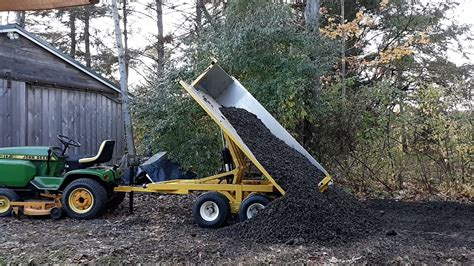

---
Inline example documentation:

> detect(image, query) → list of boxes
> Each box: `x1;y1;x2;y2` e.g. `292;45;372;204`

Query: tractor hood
0;146;56;161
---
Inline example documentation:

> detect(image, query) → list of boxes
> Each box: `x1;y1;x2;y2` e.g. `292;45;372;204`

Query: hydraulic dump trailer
115;61;333;228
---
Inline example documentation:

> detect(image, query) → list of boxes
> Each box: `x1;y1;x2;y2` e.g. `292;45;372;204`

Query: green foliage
315;80;472;194
309;0;473;196
133;0;472;197
191;0;336;132
132;0;336;176
132;66;222;176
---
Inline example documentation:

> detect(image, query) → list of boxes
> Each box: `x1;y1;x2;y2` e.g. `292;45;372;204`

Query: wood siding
0;80;124;161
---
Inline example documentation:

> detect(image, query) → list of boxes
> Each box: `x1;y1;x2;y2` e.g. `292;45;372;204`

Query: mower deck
11;193;62;218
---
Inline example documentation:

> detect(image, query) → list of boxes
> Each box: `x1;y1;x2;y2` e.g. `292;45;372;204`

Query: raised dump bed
115;61;332;228
181;61;332;191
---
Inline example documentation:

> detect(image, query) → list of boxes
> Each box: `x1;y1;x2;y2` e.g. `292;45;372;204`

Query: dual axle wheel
192;192;271;228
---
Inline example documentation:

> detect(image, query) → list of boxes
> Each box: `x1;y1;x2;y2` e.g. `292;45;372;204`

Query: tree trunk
305;0;322;96
199;1;216;29
155;0;164;73
400;99;408;153
111;0;136;155
15;11;26;27
84;7;91;68
122;0;129;76
340;0;346;97
21;11;26;27
304;0;321;34
15;11;21;25
70;11;77;58
196;0;203;33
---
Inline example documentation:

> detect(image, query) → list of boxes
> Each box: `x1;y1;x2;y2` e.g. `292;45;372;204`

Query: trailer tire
0;189;19;217
193;192;230;228
62;178;107;220
238;194;270;221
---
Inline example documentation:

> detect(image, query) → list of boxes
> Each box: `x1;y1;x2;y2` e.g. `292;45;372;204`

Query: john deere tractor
0;135;124;219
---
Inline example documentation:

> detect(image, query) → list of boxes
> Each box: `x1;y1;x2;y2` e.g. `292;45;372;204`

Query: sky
119;0;194;85
446;0;474;64
0;0;473;87
112;0;474;86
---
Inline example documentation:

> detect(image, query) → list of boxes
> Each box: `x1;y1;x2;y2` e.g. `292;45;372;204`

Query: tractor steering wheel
57;134;81;156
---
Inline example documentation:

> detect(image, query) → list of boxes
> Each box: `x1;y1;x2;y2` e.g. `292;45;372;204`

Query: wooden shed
0;24;124;160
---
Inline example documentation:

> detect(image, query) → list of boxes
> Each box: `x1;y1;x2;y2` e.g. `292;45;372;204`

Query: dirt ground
0;194;472;264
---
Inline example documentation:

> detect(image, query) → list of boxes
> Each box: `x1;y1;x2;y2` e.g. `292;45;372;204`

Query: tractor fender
60;169;112;191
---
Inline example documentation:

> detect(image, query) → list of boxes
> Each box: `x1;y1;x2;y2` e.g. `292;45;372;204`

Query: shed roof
0;24;121;94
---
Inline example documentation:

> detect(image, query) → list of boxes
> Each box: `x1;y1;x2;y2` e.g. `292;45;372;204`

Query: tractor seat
66;140;115;170
78;140;115;165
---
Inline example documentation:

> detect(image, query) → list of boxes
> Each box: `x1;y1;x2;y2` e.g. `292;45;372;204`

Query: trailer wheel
238;194;270;221
62;178;107;220
193;192;230;228
0;189;19;217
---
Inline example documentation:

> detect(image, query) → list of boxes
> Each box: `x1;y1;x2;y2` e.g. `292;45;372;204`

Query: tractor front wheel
0;188;19;217
62;179;107;220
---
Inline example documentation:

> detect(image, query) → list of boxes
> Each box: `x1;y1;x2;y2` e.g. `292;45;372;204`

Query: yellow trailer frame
114;134;280;213
113;62;333;218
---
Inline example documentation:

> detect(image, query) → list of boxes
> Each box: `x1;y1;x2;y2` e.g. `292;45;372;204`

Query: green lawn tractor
0;135;124;219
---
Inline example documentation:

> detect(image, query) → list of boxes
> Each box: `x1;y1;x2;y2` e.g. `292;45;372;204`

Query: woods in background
9;0;473;198
134;0;473;198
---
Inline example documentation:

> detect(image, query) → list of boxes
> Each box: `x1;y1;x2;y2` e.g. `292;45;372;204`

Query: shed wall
0;79;124;161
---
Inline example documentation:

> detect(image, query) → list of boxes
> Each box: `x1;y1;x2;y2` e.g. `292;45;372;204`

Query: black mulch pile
220;107;382;244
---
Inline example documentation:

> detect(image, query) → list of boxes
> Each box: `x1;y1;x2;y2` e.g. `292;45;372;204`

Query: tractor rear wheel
62;178;107;220
0;188;19;217
192;192;231;228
